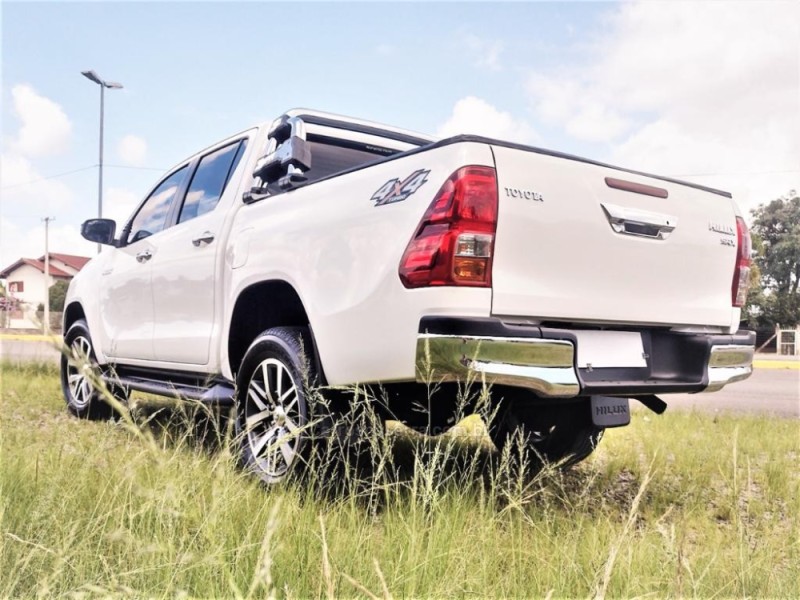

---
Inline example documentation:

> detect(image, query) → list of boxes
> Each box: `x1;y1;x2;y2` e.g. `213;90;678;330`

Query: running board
104;374;235;406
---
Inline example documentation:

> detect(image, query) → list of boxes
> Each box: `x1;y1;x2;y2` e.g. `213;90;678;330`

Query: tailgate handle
601;203;677;240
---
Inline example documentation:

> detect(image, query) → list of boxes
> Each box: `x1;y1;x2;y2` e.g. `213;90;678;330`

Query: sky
1;0;798;267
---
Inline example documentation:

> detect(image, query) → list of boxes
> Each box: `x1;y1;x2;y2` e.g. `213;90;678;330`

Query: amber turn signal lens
453;257;489;282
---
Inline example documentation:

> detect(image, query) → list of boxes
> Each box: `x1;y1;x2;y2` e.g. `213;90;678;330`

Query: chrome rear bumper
415;321;755;398
705;344;754;392
416;333;580;397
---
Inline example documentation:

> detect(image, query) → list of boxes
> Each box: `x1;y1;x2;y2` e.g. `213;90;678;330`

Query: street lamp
81;69;123;253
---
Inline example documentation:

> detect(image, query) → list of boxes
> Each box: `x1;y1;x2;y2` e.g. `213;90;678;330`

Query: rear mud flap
590;396;631;428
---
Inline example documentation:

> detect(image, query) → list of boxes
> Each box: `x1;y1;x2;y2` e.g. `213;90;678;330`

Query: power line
0;165;97;190
0;163;168;191
105;164;167;172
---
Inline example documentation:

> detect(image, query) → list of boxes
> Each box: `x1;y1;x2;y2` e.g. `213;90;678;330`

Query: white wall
5;264;62;307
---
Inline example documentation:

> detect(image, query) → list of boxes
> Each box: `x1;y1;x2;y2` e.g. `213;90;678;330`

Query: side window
178;140;247;224
128;167;188;243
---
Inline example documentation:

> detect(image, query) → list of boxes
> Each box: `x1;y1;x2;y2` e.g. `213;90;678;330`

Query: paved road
1;338;62;363
2;338;797;418
664;368;798;418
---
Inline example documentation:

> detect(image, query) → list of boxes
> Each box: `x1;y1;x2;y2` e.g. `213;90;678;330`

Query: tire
234;327;384;486
234;327;319;485
489;399;604;470
60;319;126;420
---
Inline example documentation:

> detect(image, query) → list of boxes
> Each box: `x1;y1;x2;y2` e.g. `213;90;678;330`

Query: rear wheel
489;399;603;470
235;327;312;484
235;327;384;486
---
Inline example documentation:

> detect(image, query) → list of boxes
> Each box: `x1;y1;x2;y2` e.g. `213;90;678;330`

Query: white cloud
526;0;800;213
0;183;141;268
437;97;539;145
0;216;96;268
525;73;632;142
564;102;630;143
104;186;141;225
461;33;504;71
9;84;72;157
0;153;74;213
117;134;148;166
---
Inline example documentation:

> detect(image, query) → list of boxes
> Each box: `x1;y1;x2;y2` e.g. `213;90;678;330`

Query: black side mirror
81;218;117;245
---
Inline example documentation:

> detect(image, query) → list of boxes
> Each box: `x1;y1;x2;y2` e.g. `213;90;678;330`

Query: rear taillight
399;166;498;288
732;216;752;307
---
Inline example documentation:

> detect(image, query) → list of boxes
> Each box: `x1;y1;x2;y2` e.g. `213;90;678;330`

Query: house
0;253;91;328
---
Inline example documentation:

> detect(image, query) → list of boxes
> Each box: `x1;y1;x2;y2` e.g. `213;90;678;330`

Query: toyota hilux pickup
62;109;755;483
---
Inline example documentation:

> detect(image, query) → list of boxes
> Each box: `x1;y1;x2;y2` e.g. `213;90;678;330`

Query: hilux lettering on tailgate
371;169;430;206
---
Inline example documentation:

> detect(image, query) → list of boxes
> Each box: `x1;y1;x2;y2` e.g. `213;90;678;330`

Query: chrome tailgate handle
601;202;677;240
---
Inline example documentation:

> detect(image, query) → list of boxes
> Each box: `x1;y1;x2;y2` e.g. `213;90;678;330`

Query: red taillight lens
732;216;752;307
399;166;498;288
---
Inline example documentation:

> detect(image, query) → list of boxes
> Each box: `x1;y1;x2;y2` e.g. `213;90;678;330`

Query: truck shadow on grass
126;395;616;514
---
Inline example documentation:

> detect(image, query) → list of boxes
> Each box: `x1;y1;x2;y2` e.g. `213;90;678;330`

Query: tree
49;280;69;312
741;240;766;327
749;190;800;327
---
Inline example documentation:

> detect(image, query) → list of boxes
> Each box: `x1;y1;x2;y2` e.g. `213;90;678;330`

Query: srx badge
371;169;430;206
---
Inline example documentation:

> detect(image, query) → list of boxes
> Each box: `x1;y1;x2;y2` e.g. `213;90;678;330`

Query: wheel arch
63;301;86;333
227;279;323;379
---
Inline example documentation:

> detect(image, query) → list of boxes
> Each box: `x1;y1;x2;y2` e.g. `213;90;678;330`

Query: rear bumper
415;317;755;398
705;344;755;392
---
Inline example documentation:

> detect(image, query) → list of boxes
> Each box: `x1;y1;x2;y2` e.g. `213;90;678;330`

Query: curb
0;334;62;342
752;360;800;370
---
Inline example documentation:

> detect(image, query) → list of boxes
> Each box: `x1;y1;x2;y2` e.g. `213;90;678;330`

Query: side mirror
81;218;117;245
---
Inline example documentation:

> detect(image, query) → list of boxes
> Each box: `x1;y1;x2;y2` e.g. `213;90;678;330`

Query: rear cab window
178;140;247;224
301;135;399;184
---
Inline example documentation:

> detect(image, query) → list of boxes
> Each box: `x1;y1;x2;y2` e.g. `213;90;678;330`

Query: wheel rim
244;358;303;479
66;335;96;409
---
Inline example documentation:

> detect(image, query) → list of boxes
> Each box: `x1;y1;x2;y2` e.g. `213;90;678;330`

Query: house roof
39;253;91;271
0;258;74;279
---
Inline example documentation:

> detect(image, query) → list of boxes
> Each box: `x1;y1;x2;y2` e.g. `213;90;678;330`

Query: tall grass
1;361;798;597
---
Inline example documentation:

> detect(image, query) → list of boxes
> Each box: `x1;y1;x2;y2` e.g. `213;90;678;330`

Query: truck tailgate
490;145;738;328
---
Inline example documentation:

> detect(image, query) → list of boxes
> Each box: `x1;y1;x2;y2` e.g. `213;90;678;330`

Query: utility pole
42;217;54;334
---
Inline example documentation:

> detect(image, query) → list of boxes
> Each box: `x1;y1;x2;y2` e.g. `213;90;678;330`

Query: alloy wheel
244;358;303;480
66;335;97;409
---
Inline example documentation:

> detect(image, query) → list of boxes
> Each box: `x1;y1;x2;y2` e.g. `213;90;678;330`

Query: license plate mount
574;330;646;369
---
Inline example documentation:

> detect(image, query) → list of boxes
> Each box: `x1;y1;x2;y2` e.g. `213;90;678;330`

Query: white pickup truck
62;109;755;483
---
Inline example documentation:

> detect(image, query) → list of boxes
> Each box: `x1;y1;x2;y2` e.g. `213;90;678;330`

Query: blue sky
2;1;797;264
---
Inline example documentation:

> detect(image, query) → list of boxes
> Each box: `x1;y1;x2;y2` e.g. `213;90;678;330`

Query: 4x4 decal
370;169;430;206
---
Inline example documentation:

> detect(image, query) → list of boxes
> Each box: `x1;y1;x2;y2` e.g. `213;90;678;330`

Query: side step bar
103;374;235;406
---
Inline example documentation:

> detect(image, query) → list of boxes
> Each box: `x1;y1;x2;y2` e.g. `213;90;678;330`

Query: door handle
601;203;677;240
135;249;153;263
192;231;215;247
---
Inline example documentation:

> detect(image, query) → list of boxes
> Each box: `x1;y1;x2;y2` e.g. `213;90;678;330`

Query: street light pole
81;70;123;254
99;80;104;222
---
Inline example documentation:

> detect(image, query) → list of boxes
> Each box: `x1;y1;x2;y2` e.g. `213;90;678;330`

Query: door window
178;140;247;224
128;166;188;243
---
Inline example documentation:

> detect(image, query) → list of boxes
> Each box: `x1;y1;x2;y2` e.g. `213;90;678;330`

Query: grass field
1;362;798;598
